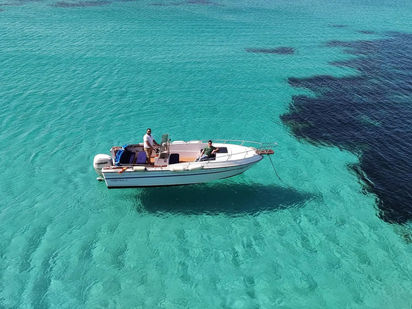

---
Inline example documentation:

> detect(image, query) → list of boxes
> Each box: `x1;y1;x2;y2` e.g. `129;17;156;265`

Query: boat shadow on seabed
136;183;317;216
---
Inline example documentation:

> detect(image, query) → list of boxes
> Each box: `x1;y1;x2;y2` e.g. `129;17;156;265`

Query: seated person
197;140;219;161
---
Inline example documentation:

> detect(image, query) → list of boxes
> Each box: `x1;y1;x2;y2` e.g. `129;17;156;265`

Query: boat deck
148;156;195;164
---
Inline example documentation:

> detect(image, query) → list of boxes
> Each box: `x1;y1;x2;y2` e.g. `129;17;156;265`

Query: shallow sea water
1;0;412;308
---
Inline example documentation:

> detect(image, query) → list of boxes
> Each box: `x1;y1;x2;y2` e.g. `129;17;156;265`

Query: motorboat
93;134;275;188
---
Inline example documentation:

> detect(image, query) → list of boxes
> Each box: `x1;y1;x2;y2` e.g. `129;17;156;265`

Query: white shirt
143;134;154;149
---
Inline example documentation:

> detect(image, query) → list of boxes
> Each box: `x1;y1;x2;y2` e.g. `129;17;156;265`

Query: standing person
143;128;159;164
198;140;219;161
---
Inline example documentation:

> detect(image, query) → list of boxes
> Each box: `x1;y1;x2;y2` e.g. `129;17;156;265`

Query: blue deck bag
115;144;133;166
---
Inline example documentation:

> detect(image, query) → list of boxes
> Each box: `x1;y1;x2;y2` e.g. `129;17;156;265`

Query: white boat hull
95;139;274;188
103;161;260;188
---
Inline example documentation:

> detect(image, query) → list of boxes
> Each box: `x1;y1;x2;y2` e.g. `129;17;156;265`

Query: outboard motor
93;154;112;180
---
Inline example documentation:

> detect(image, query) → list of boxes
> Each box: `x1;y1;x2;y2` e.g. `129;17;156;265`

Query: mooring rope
267;154;287;185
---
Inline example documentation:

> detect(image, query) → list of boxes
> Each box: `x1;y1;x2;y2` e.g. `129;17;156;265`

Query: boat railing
112;140;277;168
198;139;276;149
207;139;276;147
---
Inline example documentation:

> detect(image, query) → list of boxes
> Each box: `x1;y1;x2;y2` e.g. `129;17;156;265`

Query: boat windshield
159;134;169;153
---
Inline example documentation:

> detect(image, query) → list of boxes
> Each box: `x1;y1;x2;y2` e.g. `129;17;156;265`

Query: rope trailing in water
267;155;286;184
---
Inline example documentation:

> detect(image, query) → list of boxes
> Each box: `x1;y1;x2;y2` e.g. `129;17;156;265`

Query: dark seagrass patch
246;47;295;55
52;0;111;7
329;24;347;28
281;32;412;224
358;30;376;34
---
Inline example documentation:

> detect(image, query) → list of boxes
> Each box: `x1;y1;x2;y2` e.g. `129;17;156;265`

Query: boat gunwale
103;162;257;180
103;142;265;173
102;156;263;175
106;168;248;188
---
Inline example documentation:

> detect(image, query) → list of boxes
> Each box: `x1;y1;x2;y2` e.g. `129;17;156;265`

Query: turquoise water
1;0;412;307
